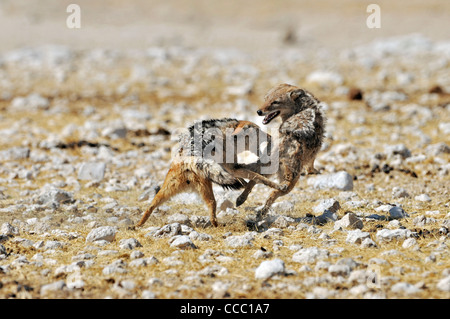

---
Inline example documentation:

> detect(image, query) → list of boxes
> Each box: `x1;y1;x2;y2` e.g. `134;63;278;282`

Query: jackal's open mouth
262;111;280;124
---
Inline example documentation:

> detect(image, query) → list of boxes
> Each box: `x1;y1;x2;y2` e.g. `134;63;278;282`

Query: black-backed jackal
136;118;282;227
235;84;326;218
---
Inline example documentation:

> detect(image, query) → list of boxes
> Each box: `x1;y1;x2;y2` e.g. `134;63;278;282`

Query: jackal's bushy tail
191;157;246;190
177;118;246;190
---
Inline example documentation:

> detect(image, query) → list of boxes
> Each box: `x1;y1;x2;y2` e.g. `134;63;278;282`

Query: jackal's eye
271;101;280;106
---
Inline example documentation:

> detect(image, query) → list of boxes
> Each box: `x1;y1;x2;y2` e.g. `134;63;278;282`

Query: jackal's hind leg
136;164;186;227
195;178;218;227
136;185;181;227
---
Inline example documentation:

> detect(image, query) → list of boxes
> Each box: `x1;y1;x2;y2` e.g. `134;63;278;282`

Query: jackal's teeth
262;111;280;124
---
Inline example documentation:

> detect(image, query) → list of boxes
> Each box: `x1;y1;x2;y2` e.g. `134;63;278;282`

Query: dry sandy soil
0;0;449;300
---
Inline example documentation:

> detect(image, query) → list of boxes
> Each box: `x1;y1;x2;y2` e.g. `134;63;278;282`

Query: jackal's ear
288;89;305;102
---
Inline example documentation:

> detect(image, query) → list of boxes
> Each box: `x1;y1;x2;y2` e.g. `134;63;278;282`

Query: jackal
136;118;282;227
235;84;326;217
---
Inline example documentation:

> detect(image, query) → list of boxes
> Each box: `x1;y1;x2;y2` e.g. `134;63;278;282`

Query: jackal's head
257;83;318;124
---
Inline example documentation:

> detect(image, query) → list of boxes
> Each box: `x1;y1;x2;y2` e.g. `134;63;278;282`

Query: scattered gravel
119;238;142;250
78;162;106;181
225;233;254;248
334;212;364;230
86;226;117;243
346;229;371;245
0;30;448;299
169;235;197;250
255;258;286;280
292;247;330;264
307;171;354;191
376;229;413;243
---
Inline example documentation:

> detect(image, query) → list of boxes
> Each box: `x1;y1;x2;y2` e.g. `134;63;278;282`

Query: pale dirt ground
0;0;449;53
0;0;449;299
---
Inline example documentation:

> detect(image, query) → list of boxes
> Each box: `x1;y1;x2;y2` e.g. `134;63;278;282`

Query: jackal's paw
236;194;248;207
277;184;288;192
256;207;269;219
246;219;268;232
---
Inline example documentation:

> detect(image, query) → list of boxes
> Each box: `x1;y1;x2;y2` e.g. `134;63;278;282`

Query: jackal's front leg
236;180;256;207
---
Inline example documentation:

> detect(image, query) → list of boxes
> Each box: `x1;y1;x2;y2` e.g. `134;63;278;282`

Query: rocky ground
0;1;450;299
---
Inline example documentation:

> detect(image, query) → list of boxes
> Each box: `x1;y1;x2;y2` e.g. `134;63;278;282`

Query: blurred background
0;0;448;53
